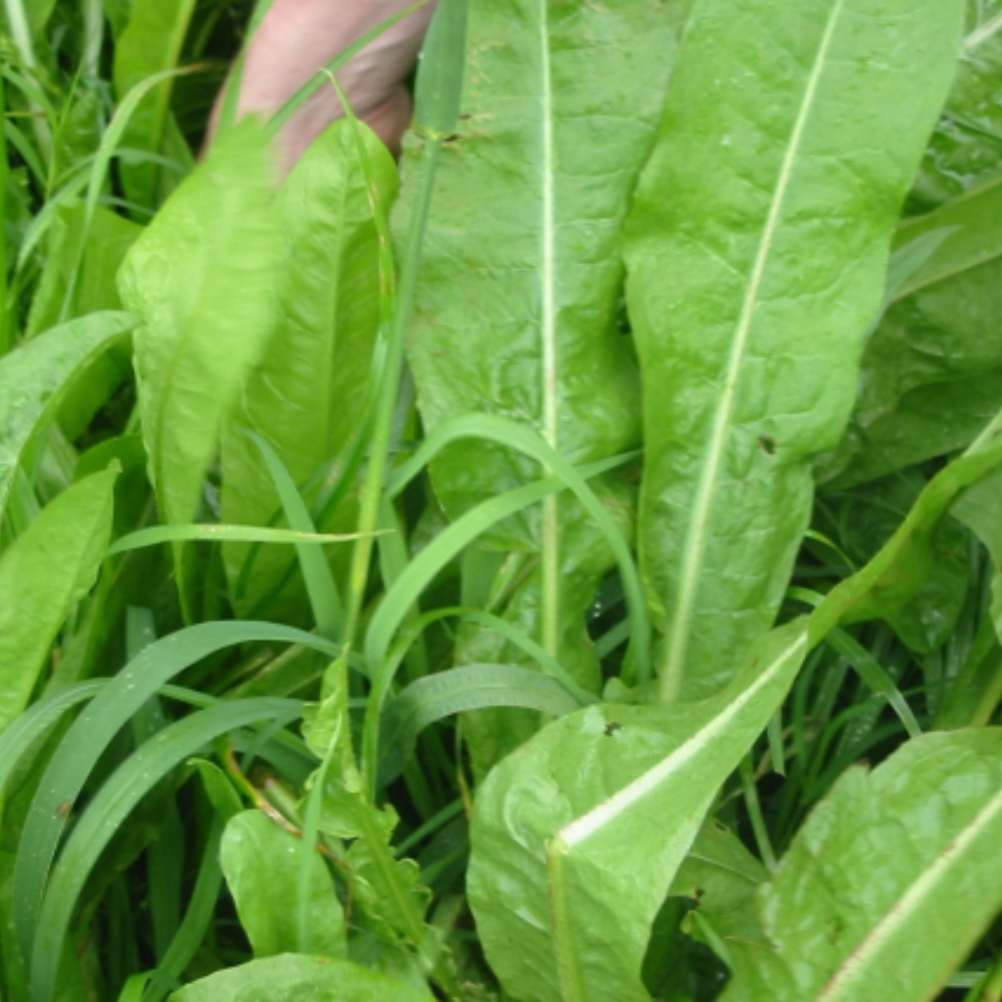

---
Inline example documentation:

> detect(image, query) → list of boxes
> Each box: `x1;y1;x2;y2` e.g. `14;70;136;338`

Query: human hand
207;0;437;170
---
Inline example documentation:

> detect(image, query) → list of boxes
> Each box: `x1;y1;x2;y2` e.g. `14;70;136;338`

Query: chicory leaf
626;0;966;700
400;0;675;770
169;954;435;1001
118;119;283;531
0;311;132;523
821;176;1002;487
220;810;346;960
220;121;395;623
0;467;117;735
720;730;1002;1002
467;620;808;1002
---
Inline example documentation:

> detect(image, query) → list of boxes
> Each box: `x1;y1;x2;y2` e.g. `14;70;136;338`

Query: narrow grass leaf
388;413;649;672
362;455;637;787
29;699;301;1002
825;628;922;738
107;522;376;556
364;452;632;674
231;432;344;640
13;622;339;961
378;664;584;786
0;680;103;800
144;817;225;1002
388;605;597;704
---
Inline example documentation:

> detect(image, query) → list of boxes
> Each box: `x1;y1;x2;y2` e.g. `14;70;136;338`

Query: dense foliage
1;0;1002;999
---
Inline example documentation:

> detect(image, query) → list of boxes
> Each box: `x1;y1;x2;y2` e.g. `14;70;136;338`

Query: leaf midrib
538;0;560;659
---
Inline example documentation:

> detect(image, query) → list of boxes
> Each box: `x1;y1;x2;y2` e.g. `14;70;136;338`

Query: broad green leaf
468;620;808;1002
220;810;346;959
911;0;1002;211
26;201;141;338
24;202;140;442
822;177;1002;487
626;0;966;701
820;371;1002;488
0;311;133;523
663;821;771;977
721;729;1002;1001
118;119;283;529
113;0;197;209
169;954;434;1002
221;121;394;623
0;467;116;735
401;0;674;709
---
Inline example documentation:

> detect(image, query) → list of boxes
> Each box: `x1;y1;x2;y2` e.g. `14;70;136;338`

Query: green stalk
0;72;9;356
343;0;468;655
270;1;433;132
216;0;277;137
342;140;441;651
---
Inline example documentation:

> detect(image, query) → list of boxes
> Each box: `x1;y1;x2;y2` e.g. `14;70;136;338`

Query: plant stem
343;139;442;654
0;72;9;356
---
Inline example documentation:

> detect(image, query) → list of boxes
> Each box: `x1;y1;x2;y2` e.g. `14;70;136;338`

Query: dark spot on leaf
694;887;706;901
604;721;622;737
758;434;777;457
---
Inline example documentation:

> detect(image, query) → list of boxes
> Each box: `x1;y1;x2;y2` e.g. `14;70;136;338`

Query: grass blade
30;699;301;1002
378;664;584;785
13;622;339;961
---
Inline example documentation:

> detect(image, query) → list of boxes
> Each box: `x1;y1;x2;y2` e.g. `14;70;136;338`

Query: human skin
207;0;437;169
